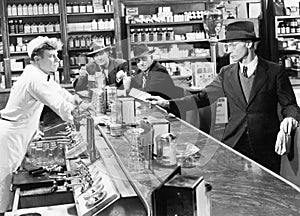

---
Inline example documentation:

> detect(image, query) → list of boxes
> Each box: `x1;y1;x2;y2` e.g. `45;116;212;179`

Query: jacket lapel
247;59;269;106
226;63;247;108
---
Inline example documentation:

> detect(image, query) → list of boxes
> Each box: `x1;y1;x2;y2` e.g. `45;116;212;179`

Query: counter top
94;101;300;215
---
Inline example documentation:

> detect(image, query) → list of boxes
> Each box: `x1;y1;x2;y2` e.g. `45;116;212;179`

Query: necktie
47;74;50;81
242;66;248;78
142;70;149;89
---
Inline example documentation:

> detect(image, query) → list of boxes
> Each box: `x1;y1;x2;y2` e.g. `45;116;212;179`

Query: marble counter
94;101;300;216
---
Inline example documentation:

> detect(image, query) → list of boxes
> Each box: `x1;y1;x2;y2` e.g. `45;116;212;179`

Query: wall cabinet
124;1;217;78
275;15;300;77
0;0;122;89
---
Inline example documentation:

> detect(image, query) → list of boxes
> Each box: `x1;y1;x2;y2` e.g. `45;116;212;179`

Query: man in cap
73;41;127;92
149;21;300;174
0;36;91;212
130;43;183;117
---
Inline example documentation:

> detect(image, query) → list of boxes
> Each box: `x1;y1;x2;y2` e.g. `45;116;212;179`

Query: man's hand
280;117;298;135
146;96;170;108
275;129;288;155
116;70;126;83
73;94;83;105
79;66;88;77
79;102;94;112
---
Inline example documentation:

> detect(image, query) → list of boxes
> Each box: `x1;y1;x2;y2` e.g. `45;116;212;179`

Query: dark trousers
234;131;281;174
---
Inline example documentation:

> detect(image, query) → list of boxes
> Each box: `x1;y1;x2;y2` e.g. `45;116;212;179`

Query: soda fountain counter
6;97;300;216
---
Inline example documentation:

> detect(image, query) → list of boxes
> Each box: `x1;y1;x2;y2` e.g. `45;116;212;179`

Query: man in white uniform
0;36;90;213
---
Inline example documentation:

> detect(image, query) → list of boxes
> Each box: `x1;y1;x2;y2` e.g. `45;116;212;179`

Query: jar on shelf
66;3;72;14
73;3;79;13
79;2;87;13
68;36;74;49
86;1;93;13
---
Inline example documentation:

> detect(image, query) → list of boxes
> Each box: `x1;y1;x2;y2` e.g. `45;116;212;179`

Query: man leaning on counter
0;36;92;214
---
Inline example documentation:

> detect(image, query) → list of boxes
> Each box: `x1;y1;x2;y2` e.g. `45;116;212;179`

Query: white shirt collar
239;55;258;78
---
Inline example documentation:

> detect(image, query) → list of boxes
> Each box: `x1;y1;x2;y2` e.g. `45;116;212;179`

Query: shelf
68;29;114;34
278;33;300;37
155;56;210;62
8;14;60;18
279;49;300;54
9;32;61;37
67;12;113;16
69;47;89;51
10;51;28;55
275;15;300;20
128;20;203;27
131;39;209;45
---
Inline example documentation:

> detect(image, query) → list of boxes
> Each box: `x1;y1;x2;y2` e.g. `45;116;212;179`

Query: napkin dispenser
152;172;212;216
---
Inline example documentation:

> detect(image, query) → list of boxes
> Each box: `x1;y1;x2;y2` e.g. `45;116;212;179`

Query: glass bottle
9;20;15;34
7;5;12;16
33;3;38;15
22;4;28;16
28;4;33;15
66;3;72;14
153;28;158;41
18;20;24;33
43;3;49;14
54;3;59;14
17;4;23;16
11;4;17;16
149;28;154;41
38;3;44;15
157;28;163;41
130;29;135;43
14;19;19;34
48;3;54;14
80;36;86;48
24;23;31;33
144;28;150;42
69;36;74;49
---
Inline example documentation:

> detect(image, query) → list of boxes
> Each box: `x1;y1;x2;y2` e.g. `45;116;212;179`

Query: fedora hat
86;41;111;56
132;44;155;60
219;21;260;42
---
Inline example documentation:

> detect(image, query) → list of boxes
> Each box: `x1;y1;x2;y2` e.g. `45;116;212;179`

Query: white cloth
239;55;258;78
0;64;75;212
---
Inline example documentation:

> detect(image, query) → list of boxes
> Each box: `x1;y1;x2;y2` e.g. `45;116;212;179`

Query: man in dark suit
149;21;300;174
130;44;184;117
73;41;127;92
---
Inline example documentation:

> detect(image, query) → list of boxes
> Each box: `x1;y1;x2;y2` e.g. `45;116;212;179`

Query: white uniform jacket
0;64;74;211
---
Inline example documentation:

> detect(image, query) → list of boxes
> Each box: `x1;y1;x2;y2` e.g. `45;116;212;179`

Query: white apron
0;109;41;211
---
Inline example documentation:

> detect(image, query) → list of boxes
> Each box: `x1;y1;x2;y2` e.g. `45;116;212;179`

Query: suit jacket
131;61;183;100
173;57;300;163
74;57;127;91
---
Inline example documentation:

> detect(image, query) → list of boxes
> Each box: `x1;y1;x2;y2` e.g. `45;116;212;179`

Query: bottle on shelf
69;36;74;49
8;5;12;16
14;20;19;34
18;20;24;34
48;3;54;14
22;4;28;16
66;3;72;14
28;4;33;15
43;3;49;15
38;3;44;15
54;3;59;14
33;3;38;15
17;4;23;16
12;4;17;16
9;20;15;34
73;3;79;13
92;19;98;30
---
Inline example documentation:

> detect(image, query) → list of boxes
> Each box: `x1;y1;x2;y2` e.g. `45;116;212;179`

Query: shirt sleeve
49;79;75;104
28;78;74;123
